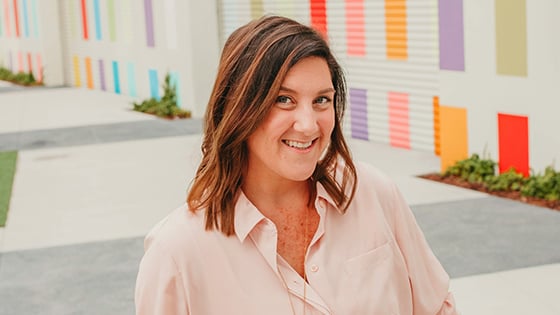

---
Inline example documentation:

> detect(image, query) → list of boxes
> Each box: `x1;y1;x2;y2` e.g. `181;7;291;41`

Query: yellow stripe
73;55;81;87
440;105;468;172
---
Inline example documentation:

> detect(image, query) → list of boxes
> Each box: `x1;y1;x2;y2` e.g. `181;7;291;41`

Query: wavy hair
187;15;357;235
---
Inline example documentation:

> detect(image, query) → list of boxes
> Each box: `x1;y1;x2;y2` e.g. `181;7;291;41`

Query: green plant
521;166;560;201
133;73;191;119
0;151;18;227
444;154;496;184
0;66;42;86
486;168;526;192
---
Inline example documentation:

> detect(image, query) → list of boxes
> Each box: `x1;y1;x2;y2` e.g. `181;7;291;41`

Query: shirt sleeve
135;240;190;315
388;183;459;315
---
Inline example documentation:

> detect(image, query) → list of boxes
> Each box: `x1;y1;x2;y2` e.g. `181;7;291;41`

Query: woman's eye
315;96;332;105
276;96;292;104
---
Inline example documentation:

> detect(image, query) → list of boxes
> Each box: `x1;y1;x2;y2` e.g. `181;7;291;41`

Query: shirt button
310;264;319;272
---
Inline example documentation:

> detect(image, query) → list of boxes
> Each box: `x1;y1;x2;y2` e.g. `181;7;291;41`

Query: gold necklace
277;206;309;315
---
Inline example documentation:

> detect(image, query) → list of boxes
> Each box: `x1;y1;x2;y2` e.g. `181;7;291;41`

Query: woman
135;15;458;315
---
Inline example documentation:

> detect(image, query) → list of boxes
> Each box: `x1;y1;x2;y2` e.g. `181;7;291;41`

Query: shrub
0;66;41;86
486;168;526;192
521;167;560;201
444;154;496;184
133;73;191;119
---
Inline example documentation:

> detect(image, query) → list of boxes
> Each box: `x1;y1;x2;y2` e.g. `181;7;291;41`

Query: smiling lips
283;139;315;150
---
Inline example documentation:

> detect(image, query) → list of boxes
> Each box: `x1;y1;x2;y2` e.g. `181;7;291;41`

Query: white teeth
284;140;313;149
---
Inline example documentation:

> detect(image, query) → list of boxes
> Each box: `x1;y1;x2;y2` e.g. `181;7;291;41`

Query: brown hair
187;15;357;236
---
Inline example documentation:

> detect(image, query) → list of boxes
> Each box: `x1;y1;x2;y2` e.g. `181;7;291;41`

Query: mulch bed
419;173;560;212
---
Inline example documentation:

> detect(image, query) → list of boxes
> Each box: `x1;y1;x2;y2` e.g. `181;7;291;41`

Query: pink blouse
135;162;458;314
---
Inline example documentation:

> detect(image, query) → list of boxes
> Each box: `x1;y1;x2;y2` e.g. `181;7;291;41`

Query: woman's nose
293;105;319;135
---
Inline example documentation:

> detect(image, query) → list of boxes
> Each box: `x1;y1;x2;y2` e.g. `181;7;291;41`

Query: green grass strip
0;151;18;227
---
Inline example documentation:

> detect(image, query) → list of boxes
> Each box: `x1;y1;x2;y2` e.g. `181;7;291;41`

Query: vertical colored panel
170;71;181;106
439;106;468;172
68;0;77;39
385;0;408;60
498;113;529;176
17;51;23;72
12;0;19;37
107;0;116;41
349;88;368;140
73;55;82;87
80;0;89;40
143;0;155;47
388;92;410;149
0;2;3;36
112;61;120;94
30;0;37;37
250;0;263;19
310;0;327;37
35;53;42;82
93;0;101;40
496;0;527;76
3;0;11;37
433;96;441;156
21;0;28;37
164;0;177;49
26;52;31;73
127;62;137;97
85;57;93;89
438;0;464;71
98;59;105;91
149;69;160;100
346;0;365;56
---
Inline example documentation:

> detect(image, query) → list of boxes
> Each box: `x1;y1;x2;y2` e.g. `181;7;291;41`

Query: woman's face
246;56;335;184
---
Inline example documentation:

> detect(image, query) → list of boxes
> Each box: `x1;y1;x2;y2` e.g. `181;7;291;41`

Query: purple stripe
349;88;369;140
144;0;155;47
438;0;465;71
98;59;106;91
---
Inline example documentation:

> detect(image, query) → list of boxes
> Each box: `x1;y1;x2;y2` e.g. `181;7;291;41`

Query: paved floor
0;83;559;314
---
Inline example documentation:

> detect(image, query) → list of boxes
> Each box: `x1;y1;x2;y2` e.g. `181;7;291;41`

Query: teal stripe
149;69;160;100
22;0;29;37
127;63;137;97
31;0;38;37
169;72;181;106
112;61;120;94
93;0;101;40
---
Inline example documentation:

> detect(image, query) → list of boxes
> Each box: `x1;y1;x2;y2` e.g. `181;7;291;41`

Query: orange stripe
433;96;441;156
73;55;81;87
85;57;94;89
384;0;408;60
440;105;468;172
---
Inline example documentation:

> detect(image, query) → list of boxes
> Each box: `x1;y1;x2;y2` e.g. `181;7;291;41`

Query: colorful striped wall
1;0;558;174
216;0;555;174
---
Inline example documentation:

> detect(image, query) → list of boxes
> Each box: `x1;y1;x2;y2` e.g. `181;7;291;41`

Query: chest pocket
338;242;401;314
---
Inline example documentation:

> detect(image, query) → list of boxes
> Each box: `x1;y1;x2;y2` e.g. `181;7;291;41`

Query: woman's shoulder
143;204;206;259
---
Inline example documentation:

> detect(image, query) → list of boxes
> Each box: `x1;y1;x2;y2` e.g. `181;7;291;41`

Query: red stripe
81;0;89;40
12;0;19;37
310;0;327;37
27;52;32;73
498;113;529;176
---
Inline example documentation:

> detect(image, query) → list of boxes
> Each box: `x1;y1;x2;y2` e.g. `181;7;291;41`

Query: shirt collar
234;191;266;242
233;181;342;242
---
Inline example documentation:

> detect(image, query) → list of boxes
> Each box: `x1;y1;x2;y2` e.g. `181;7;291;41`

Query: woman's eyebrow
279;86;335;94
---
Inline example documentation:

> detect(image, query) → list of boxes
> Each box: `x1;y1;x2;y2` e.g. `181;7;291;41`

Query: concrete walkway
0;83;559;314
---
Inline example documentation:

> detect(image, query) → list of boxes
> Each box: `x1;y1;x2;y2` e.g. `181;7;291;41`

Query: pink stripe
388;92;410;149
345;0;365;56
4;0;11;37
17;51;23;72
36;53;42;82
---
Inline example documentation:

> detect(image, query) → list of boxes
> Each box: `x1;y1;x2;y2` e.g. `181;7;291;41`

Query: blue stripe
127;63;137;97
169;72;181;106
149;69;159;100
112;61;120;94
93;0;102;40
22;0;29;37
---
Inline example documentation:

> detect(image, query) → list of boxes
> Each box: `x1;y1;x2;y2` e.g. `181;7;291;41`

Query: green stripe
0;151;18;227
108;0;116;41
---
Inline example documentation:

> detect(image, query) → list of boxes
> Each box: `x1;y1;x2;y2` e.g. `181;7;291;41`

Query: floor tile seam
0;235;145;254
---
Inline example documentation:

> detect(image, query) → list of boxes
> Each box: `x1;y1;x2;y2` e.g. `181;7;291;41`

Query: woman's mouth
283;139;314;150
